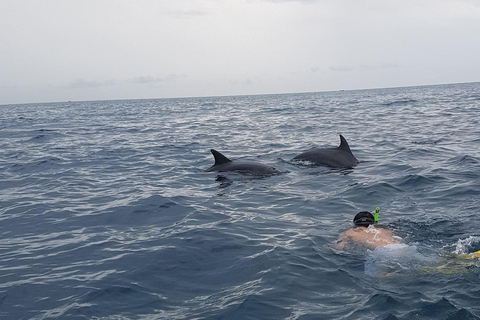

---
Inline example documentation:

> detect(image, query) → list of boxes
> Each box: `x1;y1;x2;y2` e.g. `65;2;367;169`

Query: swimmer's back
340;226;401;250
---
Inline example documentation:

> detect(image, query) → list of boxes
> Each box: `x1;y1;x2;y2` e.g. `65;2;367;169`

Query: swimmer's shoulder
341;228;362;241
345;227;365;234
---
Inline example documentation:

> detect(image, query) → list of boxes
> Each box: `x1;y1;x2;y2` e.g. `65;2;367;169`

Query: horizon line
1;80;479;107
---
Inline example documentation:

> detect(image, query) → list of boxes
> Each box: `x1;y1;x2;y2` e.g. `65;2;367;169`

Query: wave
395;174;448;189
401;298;476;320
380;98;417;106
451;236;480;254
449;154;480;166
86;195;195;228
411;138;446;145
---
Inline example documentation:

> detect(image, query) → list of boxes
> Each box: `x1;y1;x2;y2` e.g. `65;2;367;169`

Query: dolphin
206;149;281;176
293;135;358;168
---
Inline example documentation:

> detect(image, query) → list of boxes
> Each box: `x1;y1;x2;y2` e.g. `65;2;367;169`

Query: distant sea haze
1;82;480;319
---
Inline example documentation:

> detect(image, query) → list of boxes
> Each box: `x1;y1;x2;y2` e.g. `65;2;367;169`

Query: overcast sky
1;0;479;105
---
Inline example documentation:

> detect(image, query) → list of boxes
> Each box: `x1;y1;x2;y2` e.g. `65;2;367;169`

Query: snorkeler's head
353;211;375;227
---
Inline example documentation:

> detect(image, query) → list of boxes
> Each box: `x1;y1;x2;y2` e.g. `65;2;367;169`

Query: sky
1;0;480;105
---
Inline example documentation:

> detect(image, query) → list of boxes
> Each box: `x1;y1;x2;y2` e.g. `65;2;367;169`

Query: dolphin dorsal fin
338;135;353;153
211;149;232;165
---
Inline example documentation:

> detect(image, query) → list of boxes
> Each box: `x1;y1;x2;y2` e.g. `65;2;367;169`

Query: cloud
65;74;187;89
163;73;186;82
68;79;117;89
130;76;163;84
329;64;401;72
329;66;355;72
130;74;186;84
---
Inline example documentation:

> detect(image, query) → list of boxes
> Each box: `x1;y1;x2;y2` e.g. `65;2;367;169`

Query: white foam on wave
452;236;480;254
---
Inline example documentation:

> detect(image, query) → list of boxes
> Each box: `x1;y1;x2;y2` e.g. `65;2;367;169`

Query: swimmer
334;211;402;250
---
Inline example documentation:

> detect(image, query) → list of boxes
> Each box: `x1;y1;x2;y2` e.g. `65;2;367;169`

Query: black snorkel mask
353;211;375;227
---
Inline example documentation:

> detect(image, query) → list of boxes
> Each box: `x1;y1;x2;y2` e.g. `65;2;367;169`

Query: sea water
1;82;480;319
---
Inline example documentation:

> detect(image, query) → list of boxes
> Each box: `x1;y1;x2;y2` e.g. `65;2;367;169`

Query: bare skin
334;225;402;250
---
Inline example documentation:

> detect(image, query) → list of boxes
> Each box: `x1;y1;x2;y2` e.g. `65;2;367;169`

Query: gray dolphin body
293;135;358;168
206;149;281;176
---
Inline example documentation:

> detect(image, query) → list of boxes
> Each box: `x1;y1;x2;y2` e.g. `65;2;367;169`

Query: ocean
1;82;480;319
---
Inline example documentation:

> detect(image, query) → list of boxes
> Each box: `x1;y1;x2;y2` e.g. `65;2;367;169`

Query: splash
453;236;480;255
364;225;381;244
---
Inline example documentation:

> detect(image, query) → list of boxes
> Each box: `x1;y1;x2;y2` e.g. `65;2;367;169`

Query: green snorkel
374;207;380;223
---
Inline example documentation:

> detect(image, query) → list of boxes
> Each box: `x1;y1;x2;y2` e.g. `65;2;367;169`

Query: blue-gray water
1;82;480;319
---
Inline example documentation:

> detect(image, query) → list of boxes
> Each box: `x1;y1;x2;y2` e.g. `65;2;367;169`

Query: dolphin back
293;135;358;168
207;149;280;175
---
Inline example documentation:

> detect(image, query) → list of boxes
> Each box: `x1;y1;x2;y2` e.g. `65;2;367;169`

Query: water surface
1;83;480;319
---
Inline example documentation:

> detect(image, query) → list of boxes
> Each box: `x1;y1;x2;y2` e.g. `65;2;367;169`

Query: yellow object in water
454;250;480;260
419;250;480;275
